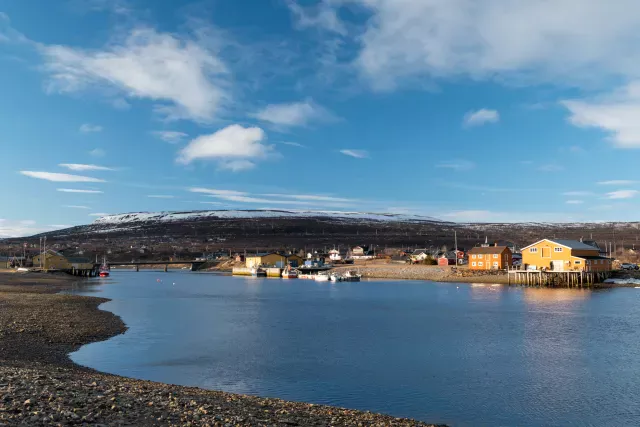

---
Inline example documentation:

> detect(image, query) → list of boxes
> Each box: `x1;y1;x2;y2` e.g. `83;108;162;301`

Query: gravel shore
0;272;444;426
333;264;510;284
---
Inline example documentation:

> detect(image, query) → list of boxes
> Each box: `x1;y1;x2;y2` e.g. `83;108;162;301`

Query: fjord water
67;272;640;426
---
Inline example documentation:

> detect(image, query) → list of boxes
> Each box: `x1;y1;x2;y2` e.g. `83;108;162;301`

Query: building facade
521;239;612;272
468;246;513;270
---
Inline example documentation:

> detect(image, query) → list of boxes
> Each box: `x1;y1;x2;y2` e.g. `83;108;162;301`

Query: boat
341;270;361;282
251;267;267;277
314;272;330;282
98;257;110;277
329;273;343;282
282;267;298;279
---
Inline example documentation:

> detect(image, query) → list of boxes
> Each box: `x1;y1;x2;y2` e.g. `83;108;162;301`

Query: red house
438;256;456;266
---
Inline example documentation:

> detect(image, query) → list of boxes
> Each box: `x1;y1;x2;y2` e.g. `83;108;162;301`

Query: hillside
2;210;640;262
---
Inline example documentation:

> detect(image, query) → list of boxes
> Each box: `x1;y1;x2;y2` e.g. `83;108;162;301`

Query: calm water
66;271;640;426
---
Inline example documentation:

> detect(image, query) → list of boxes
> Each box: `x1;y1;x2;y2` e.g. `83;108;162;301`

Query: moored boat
99;257;110;277
341;270;361;282
282;267;298;279
314;272;330;282
251;267;267;277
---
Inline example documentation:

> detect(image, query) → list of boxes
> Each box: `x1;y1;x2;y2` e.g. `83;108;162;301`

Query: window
493;254;498;259
530;248;538;253
478;262;483;266
574;260;581;265
472;262;477;267
554;247;563;252
493;262;499;267
472;254;476;259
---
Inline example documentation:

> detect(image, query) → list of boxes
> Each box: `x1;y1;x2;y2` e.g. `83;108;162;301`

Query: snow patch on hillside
92;210;442;225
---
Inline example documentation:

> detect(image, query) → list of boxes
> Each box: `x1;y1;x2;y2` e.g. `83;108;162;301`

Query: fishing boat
251;267;267;277
99;257;110;277
281;267;298;279
314;272;330;282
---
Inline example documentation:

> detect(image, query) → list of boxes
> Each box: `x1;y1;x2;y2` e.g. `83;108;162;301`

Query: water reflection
523;287;591;305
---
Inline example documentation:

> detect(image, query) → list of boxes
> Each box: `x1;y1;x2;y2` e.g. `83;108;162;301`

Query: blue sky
2;0;640;237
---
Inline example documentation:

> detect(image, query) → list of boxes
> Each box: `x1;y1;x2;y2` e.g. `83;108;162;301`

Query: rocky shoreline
333;265;510;284
0;272;444;426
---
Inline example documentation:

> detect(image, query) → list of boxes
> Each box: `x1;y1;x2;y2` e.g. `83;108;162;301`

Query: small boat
341;270;361;282
314;272;330;282
99;257;110;277
282;267;298;279
251;267;267;277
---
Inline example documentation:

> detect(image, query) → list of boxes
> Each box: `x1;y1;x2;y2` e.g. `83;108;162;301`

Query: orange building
521;239;611;272
468;246;512;270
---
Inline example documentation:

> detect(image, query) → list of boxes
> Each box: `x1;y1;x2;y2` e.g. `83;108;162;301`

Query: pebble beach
0;272;444;426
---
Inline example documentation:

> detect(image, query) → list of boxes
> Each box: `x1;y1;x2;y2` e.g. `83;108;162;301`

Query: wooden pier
508;270;611;287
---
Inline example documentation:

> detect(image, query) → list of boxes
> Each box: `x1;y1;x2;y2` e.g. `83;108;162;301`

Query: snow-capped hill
93;210;443;225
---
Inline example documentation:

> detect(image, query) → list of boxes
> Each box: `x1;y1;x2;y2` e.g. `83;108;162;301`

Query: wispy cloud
340;149;368;159
89;148;105;157
20;171;106;183
263;194;353;202
281;141;305;148
189;187;353;207
58;163;114;171
436;160;475;171
189;188;248;197
566;200;584;205
463;109;500;127
40;27;229;122
147;195;175;199
64;205;91;209
606;190;639;199
79;123;102;133
57;188;103;193
597;180;638;185
252;100;335;128
152;131;189;144
177;125;272;170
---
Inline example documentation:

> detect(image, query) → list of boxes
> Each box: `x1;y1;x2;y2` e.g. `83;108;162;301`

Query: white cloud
287;0;347;35
79;123;103;133
59;163;114;171
65;205;91;209
597;180;638;185
189;187;353;207
566;200;584;204
344;0;640;90
281;141;305;147
177;125;271;169
562;83;640;148
0;220;48;238
48;224;72;229
147;195;175;199
463;109;500;127
152;131;189;144
340;149;368;158
20;171;106;183
57;188;104;193
190;188;248;196
89;148;106;157
606;190;639;199
436;160;475;171
252;101;333;127
41;27;229;122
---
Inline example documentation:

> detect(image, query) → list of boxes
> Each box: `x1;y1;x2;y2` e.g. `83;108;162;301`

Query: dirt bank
0;272;443;426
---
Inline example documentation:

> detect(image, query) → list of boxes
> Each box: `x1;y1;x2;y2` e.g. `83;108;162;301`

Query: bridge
100;261;211;272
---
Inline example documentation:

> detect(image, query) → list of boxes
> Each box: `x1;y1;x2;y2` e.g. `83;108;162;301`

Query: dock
508;270;611;287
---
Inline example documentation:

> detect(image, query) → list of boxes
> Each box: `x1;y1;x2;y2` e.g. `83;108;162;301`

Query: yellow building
32;250;94;271
245;253;303;268
521;239;611;272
